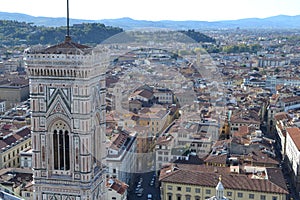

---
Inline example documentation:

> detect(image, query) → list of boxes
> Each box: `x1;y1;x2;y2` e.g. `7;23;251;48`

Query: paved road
128;171;161;200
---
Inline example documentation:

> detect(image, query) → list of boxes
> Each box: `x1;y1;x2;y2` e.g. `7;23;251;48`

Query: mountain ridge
0;12;300;29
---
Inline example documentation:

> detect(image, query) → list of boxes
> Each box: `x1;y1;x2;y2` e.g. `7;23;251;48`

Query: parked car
135;187;143;194
137;191;143;197
149;179;154;186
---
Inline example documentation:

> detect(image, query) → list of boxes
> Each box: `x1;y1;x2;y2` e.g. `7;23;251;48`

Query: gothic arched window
52;121;70;170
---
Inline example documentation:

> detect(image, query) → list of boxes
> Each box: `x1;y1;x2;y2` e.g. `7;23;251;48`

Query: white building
274;112;290;160
153;88;174;104
20;147;33;168
285;127;300;194
258;57;290;68
106;130;137;184
106;178;128;200
155;134;176;170
0;100;6;113
279;96;300;112
265;76;300;93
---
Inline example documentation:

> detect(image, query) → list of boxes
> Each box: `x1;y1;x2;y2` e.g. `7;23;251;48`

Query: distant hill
0;20;215;47
0;12;300;29
0;20;123;46
0;12;95;27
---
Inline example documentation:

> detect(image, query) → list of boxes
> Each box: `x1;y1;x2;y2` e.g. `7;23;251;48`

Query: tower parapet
24;38;108;79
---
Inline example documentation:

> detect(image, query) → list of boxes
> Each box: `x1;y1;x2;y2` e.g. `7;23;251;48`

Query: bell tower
24;2;108;199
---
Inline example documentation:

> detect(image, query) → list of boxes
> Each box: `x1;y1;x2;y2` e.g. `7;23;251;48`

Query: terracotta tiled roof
137;89;154;99
129;99;143;105
43;36;91;55
248;150;278;166
0;127;31;150
107;178;128;195
280;96;300;104
286;127;300;150
2;124;12;130
233;126;249;137
110;131;130;150
160;168;288;194
266;168;288;191
174;164;230;174
204;154;227;165
274;112;290;121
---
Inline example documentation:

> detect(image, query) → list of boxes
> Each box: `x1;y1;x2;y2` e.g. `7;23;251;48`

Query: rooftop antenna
66;0;71;41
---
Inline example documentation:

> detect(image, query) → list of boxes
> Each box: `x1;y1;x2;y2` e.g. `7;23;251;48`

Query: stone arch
47;115;72;171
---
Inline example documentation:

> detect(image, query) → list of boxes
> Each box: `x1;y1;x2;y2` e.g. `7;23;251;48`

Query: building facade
285;127;300;195
106;130;137;184
0;82;29;109
0;125;31;169
159;165;288;200
0;100;6;113
24;36;108;200
20;147;33;168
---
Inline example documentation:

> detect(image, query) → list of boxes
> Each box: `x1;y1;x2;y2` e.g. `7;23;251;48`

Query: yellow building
21;181;33;200
0;125;31;169
159;165;288;200
134;125;152;154
0;78;29;109
138;107;170;136
220;119;230;139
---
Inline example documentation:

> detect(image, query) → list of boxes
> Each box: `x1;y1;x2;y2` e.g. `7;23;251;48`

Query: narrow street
127;171;161;200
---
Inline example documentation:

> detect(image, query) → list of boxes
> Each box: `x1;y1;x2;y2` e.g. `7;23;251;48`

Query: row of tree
206;43;262;53
179;29;216;43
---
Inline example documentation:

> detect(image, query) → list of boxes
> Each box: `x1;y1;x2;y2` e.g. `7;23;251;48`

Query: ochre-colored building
0;125;31;169
0;78;29;109
159;165;288;200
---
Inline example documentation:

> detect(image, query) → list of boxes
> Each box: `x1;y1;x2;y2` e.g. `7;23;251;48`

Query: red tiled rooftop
233;126;249;137
160;167;288;194
280;96;300;104
110;131;129;150
43;37;91;55
286;127;300;150
106;178;128;195
274;112;291;121
0;127;31;150
204;154;227;165
2;124;12;130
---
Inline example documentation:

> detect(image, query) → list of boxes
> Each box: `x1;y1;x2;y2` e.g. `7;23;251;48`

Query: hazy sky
1;0;300;21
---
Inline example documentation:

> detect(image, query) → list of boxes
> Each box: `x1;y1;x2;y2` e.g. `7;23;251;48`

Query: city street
127;171;161;200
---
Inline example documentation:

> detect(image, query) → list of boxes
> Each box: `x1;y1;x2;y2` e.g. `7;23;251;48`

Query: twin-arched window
52;121;70;170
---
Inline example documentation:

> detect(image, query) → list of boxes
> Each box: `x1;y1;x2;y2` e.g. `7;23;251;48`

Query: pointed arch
49;118;71;171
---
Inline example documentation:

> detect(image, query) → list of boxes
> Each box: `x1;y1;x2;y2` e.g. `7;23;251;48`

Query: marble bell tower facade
24;36;108;200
